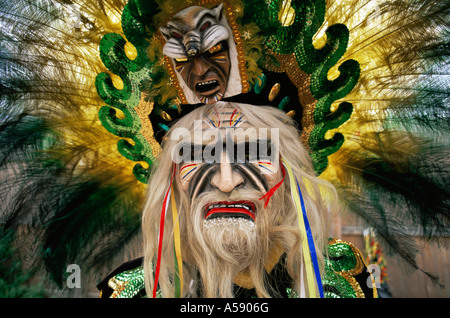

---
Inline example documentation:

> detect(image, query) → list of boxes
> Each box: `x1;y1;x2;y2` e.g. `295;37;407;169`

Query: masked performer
1;0;448;298
96;2;379;298
98;101;379;298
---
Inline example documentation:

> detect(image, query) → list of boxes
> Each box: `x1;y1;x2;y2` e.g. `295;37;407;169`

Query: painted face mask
159;4;239;104
159;4;229;59
175;106;282;223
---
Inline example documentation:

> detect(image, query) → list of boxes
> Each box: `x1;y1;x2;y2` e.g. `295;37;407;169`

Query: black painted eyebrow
188;163;215;199
178;140;273;163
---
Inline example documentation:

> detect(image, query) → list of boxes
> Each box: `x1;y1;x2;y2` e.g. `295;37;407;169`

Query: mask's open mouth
204;200;256;221
195;79;220;94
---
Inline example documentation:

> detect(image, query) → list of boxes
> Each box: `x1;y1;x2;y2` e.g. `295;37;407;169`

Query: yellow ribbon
171;185;183;297
282;159;317;298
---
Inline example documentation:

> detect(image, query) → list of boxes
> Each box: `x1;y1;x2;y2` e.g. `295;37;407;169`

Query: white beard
202;217;257;267
181;187;290;297
186;189;264;269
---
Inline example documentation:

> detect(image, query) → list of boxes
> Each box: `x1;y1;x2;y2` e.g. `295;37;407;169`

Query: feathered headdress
0;0;448;292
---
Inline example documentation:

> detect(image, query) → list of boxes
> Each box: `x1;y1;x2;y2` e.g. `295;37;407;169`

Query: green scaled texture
96;0;160;183
244;0;360;174
323;240;359;298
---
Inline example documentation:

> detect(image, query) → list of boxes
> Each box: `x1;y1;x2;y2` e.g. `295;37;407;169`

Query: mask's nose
184;31;201;57
210;153;244;193
189;55;210;77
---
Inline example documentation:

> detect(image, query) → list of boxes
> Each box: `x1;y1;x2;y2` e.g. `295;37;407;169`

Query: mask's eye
174;57;188;73
174;57;188;63
200;21;211;31
172;32;182;39
208;43;223;54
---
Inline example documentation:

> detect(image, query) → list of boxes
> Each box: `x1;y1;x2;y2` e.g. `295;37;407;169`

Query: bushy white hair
142;102;338;297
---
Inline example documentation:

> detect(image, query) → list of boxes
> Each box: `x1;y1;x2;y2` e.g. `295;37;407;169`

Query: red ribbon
153;165;176;298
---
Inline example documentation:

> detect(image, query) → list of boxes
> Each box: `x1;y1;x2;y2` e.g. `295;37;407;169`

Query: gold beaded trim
135;94;162;158
328;238;378;298
337;271;365;298
223;1;249;93
262;51;317;150
108;276;129;298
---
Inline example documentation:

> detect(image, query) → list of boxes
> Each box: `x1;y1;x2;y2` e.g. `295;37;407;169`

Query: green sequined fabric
244;0;359;174
107;266;145;298
96;1;169;183
322;238;369;298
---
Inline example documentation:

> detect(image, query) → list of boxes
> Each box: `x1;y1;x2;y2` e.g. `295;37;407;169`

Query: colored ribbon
295;177;324;298
259;158;286;208
171;185;183;297
153;166;176;298
282;158;322;298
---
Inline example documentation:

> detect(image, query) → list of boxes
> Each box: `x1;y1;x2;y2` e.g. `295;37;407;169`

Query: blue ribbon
295;177;324;298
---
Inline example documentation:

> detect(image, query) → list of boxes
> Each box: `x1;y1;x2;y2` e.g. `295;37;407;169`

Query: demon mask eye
171;31;183;39
208;43;223;54
200;21;211;31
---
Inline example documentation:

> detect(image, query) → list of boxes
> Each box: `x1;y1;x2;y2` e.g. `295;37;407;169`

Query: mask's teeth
197;80;217;86
198;80;218;86
207;203;254;211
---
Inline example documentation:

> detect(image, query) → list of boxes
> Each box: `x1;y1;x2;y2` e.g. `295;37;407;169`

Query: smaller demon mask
160;4;241;104
160;4;228;59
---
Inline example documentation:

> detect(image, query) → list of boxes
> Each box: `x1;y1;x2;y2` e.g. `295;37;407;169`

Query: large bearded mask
176;105;284;272
143;102;324;298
